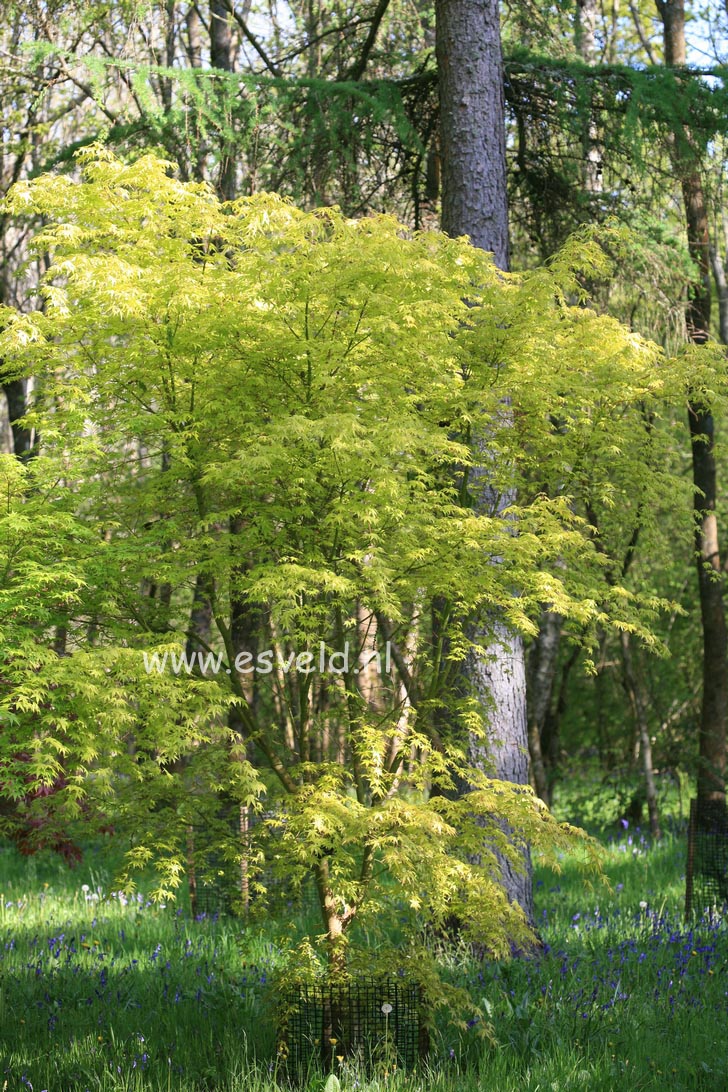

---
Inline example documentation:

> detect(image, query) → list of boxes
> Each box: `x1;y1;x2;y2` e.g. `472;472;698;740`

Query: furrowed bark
436;0;533;925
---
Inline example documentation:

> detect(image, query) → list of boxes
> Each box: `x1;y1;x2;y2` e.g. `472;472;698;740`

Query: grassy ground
0;824;725;1091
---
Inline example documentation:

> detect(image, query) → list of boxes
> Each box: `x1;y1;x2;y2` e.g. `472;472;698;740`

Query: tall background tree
435;0;532;920
657;0;728;825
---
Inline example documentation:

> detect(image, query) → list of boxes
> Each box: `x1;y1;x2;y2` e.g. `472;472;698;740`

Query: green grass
0;826;726;1090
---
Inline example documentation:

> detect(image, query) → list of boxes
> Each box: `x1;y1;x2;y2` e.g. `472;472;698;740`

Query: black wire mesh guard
279;977;429;1073
685;797;728;918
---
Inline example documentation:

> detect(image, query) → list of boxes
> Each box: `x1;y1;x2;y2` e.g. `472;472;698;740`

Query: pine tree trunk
436;0;509;264
465;623;531;915
436;0;533;923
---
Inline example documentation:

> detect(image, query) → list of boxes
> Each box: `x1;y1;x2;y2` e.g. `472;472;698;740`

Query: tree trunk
436;0;509;264
210;0;236;200
527;610;562;803
620;631;662;839
658;0;727;816
4;379;31;456
575;0;598;60
0;389;14;455
436;0;533;924
229;515;262;910
709;244;728;347
464;626;532;916
576;0;603;195
541;643;580;801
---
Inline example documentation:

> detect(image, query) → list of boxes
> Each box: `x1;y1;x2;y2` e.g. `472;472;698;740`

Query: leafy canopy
0;149;711;971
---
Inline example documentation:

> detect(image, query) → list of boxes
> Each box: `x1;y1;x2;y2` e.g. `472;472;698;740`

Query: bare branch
224;0;283;78
630;1;658;63
346;0;394;81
